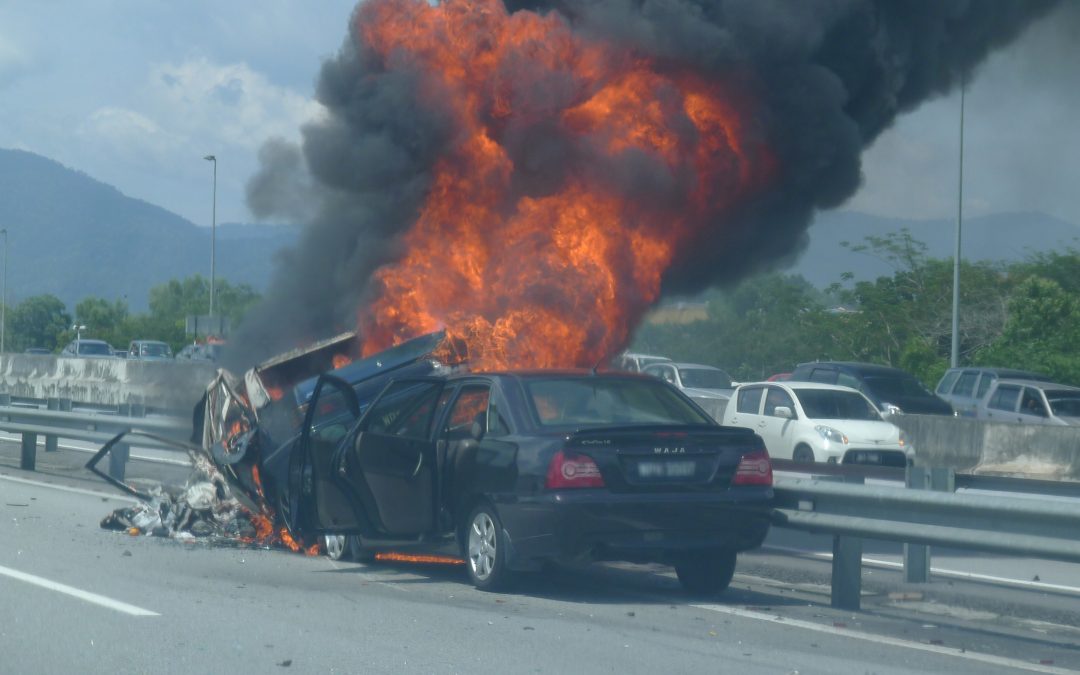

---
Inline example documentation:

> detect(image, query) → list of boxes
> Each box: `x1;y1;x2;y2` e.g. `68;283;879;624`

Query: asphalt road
3;451;1080;673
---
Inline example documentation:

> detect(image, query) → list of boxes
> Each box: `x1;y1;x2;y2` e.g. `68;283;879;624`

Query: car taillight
732;449;773;486
545;450;605;489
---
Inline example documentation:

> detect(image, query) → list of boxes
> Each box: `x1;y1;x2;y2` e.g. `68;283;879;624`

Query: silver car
936;367;1052;417
644;362;733;422
977;379;1080;426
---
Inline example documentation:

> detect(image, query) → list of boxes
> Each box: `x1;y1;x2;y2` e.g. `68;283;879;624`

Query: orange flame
332;353;352;370
375;552;464;565
356;0;772;369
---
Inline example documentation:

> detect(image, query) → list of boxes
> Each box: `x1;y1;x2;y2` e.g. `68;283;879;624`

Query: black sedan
287;370;774;594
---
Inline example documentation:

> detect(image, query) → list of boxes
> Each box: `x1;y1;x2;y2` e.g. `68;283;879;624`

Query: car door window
975;373;994;400
952;371;978;397
443;385;490;440
1020;388;1048;417
763;387;796;418
363;380;443;437
988;385;1020;412
736;386;765;414
810;368;838;384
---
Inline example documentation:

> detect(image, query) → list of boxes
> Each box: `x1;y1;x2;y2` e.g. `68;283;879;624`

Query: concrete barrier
0;354;215;414
890;414;1080;481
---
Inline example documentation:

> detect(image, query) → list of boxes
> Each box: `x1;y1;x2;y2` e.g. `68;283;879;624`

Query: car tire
793;444;815;464
350;536;377;564
675;548;737;596
464;503;513;592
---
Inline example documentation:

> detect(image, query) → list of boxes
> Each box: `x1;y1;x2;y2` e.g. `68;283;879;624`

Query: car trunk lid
563;424;763;492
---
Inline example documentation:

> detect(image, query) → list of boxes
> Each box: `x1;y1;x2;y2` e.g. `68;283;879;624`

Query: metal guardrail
0;401;189;479
772;469;1080;610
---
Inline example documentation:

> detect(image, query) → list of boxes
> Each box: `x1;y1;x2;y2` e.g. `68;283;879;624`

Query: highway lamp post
950;78;966;369
72;324;86;342
1;228;7;355
204;154;217;324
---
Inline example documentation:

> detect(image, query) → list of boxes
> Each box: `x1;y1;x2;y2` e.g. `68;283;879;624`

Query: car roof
736;380;862;393
947;367;1049;378
75;339;110;345
994;378;1080;391
131;339;168;345
666;363;726;370
795;361;910;376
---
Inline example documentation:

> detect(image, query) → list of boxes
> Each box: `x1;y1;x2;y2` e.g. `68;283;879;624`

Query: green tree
72;297;129;347
9;295;71;352
977;277;1080;384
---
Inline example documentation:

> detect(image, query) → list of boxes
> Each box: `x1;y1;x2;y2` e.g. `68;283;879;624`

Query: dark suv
789;361;953;416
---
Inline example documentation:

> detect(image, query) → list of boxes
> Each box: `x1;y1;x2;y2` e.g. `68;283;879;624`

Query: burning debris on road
93;331;452;553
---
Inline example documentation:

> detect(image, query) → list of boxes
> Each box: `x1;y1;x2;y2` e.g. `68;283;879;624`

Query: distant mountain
789;210;1080;288
0;148;297;310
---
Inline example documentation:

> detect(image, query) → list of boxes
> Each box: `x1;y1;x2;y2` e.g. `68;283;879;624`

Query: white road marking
693;603;1073;674
0;564;159;616
0;473;137;503
761;544;1080;597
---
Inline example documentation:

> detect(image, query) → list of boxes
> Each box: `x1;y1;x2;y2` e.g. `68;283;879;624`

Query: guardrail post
903;467;955;583
904;466;931;583
0;393;11;407
830;474;865;611
20;432;37;471
108;404;131;481
59;398;73;412
45;398;60;452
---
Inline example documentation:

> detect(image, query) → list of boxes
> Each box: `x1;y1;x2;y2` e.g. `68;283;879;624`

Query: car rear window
862;375;931;399
1045;391;1080;418
78;342;112;356
524;378;711;427
679;368;732;389
936;370;960;394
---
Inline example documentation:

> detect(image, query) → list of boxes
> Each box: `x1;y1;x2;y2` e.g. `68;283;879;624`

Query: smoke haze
232;0;1059;369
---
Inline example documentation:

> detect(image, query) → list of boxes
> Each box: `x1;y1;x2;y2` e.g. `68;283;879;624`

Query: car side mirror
774;406;794;419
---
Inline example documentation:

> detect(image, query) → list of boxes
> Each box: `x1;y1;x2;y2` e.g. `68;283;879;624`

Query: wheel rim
468;512;497;581
323;534;345;560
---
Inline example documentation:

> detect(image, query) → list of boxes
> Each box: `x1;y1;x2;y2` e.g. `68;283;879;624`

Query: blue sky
0;1;1077;228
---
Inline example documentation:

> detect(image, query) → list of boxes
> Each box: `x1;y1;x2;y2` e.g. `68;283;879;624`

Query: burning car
95;331;773;595
286;366;774;594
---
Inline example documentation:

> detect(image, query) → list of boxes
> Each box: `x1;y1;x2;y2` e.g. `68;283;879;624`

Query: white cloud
146;57;324;151
0;33;31;85
79;107;182;158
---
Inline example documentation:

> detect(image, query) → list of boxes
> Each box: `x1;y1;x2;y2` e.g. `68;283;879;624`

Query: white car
722;381;908;466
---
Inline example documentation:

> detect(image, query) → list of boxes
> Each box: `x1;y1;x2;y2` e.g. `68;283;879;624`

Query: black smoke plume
231;0;1059;369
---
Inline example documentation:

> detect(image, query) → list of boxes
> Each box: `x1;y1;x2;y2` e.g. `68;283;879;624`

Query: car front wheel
674;548;737;596
465;503;512;591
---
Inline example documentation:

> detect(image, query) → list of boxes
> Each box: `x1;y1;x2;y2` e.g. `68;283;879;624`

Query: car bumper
495;489;773;568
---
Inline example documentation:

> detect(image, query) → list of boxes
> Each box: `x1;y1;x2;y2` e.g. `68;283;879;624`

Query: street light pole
950;79;966;369
203;154;217;322
1;228;7;355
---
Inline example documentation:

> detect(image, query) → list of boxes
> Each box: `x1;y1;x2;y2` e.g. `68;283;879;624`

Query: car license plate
638;460;696;478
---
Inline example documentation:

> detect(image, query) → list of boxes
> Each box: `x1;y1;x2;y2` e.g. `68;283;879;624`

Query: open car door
330;378;444;538
285;374;362;536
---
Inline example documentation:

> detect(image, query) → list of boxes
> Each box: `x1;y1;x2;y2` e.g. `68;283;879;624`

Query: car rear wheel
465;504;512;591
675;548;737;596
793;444;815;463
